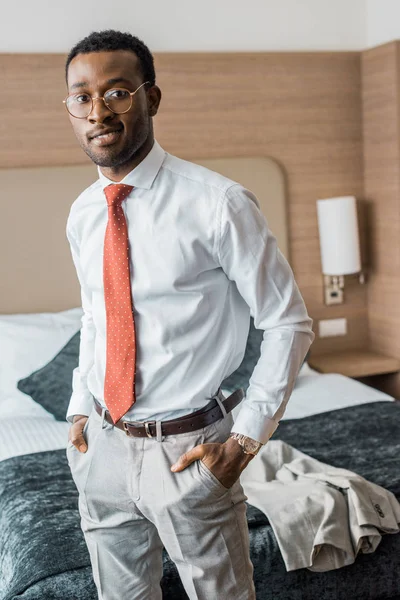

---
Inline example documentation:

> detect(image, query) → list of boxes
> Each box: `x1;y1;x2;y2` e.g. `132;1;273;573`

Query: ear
147;85;162;117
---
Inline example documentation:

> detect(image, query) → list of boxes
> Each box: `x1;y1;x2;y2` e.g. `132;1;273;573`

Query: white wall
366;0;400;48
1;0;366;53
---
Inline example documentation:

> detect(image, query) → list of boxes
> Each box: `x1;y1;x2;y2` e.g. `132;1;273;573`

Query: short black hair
65;29;156;86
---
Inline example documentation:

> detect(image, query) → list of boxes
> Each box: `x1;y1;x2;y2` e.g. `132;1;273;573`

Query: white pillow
0;307;83;420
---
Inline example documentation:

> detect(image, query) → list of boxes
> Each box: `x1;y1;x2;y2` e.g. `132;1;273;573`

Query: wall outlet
318;318;347;338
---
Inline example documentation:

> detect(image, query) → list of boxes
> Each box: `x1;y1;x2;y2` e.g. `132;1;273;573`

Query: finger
76;435;88;453
72;420;88;453
171;445;205;472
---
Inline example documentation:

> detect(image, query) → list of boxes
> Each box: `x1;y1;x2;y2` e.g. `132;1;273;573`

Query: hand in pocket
68;415;89;453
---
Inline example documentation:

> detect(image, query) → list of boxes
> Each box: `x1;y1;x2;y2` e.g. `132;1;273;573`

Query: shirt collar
98;139;166;191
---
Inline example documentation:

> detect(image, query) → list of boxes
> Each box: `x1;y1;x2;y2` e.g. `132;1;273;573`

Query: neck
100;136;154;182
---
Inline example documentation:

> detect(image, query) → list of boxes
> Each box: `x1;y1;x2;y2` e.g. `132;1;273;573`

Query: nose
88;96;114;124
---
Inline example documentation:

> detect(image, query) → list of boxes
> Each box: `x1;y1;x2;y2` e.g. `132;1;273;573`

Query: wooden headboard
0;156;287;315
0;51;367;354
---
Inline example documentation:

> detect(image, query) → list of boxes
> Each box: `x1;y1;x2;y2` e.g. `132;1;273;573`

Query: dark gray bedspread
1;401;399;600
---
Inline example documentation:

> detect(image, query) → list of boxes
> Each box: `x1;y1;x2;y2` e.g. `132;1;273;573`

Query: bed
0;307;399;600
1;157;399;599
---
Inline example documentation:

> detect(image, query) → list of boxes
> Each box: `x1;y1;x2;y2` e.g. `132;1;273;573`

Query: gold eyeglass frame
63;81;151;119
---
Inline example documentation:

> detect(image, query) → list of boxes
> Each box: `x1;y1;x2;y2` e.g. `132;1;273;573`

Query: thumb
77;432;88;453
171;445;205;472
72;418;88;453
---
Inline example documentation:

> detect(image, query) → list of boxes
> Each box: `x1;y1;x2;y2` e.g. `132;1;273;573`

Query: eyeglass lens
66;88;132;118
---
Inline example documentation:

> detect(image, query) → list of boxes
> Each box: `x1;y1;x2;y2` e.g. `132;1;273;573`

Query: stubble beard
79;115;150;169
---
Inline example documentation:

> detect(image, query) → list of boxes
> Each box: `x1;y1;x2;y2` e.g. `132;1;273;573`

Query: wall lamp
317;196;365;306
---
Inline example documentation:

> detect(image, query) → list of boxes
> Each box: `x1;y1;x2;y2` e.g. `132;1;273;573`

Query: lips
89;126;123;146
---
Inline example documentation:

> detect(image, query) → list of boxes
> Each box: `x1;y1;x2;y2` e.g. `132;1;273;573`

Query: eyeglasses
63;81;150;119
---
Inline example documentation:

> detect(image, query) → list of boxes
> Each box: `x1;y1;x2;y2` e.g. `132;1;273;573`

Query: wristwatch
230;433;263;456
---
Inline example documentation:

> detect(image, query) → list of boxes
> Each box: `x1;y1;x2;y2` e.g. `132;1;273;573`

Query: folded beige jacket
240;440;400;572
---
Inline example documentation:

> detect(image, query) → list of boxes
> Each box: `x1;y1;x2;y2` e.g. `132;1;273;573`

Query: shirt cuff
230;402;279;444
66;392;94;424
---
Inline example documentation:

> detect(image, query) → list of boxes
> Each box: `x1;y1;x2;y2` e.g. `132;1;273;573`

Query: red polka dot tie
103;183;136;424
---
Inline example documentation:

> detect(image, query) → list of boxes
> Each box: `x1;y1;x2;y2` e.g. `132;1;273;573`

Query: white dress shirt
66;140;314;444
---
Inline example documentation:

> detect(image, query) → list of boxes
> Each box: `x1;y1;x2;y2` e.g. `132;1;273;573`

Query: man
65;29;314;600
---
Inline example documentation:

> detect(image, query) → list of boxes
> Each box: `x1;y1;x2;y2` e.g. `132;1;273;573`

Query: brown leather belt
92;388;244;438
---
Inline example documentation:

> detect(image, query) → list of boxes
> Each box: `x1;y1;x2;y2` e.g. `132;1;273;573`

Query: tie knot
104;184;134;207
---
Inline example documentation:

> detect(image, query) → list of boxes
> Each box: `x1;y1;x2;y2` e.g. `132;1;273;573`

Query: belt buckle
123;420;155;437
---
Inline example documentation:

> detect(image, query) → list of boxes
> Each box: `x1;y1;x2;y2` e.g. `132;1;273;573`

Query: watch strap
230;432;263;455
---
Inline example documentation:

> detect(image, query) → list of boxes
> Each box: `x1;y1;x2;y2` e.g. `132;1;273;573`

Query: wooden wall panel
0;51;367;353
362;42;400;377
0;54;85;168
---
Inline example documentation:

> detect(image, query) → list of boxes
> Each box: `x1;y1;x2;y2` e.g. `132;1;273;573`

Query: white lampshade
316;196;361;276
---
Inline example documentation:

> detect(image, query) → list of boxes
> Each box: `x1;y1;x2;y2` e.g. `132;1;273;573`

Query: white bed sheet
229;372;394;423
0;368;394;463
278;372;394;420
0;418;70;462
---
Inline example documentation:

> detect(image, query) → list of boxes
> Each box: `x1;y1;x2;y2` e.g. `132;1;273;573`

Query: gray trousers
66;402;256;600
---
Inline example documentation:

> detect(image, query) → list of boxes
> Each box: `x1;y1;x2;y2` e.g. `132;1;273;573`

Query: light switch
318;318;347;338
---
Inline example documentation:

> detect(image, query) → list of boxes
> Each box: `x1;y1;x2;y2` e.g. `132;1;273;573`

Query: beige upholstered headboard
0;156;287;314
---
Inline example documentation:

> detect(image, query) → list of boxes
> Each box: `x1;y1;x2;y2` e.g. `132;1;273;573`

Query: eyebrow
70;77;134;91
